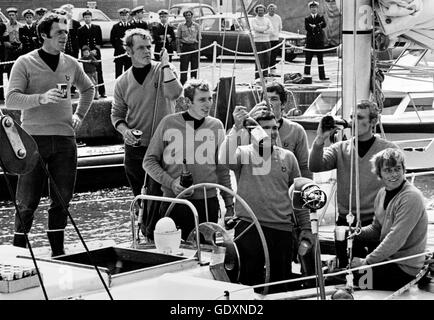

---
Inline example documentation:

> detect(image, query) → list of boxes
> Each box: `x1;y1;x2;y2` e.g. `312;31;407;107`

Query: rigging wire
0;156;48;300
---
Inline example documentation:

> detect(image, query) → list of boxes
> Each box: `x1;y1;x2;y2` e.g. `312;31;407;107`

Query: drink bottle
180;159;193;188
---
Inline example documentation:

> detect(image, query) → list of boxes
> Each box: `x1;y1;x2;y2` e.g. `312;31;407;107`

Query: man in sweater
248;81;312;178
351;148;427;290
309;100;398;268
111;28;183;240
6;13;95;256
219;109;313;293
265;4;282;73
251;4;273;79
143;79;234;240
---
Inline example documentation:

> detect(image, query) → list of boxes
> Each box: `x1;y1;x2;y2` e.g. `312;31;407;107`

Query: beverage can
131;129;142;147
57;83;68;98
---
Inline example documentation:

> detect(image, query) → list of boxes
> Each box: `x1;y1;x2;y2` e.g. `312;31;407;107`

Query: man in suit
110;8;132;78
78;10;106;98
34;8;47;48
19;9;38;55
303;1;329;81
60;4;80;59
60;4;81;95
152;9;176;62
130;6;148;31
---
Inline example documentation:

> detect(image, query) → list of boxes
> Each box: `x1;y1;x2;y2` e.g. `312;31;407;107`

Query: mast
340;0;373;119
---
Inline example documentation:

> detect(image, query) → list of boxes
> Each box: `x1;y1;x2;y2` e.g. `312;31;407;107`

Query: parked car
168;2;216;29
196;14;306;62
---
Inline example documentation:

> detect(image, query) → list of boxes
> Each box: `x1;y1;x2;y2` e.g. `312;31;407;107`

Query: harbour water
0;175;433;248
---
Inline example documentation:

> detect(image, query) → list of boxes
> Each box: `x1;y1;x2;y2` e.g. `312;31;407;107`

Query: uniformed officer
152;9;176;62
304;1;329;81
110;8;132;78
4;7;23;77
78;10;106;98
35;7;47;22
130;6;148;30
19;9;38;55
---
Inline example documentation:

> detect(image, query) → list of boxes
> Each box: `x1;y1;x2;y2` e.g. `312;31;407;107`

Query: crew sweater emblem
65;75;70;82
281;166;287;172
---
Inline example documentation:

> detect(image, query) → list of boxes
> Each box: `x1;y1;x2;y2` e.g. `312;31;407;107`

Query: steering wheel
163;182;271;295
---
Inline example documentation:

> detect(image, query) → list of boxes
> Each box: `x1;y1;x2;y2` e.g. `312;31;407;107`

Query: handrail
130;194;202;264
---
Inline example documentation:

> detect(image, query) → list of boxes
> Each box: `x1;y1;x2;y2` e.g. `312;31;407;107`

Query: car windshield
73;10;110;22
201;17;242;32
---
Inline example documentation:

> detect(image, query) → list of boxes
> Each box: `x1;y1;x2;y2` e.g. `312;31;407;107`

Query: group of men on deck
3;6;428;296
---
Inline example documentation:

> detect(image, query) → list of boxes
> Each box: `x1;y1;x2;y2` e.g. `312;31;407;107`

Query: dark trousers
335;215;379;268
160;196;219;240
96;62;106;95
180;43;199;85
235;220;293;294
354;263;415;291
304;49;326;79
114;55;132;79
254;42;270;79
269;40;280;70
124;145;162;238
14;136;77;234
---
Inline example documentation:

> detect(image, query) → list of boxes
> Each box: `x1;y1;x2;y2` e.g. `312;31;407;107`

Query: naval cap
308;1;319;8
82;10;92;17
118;8;130;15
22;9;35;17
35;7;47;15
131;6;144;15
6;7;18;14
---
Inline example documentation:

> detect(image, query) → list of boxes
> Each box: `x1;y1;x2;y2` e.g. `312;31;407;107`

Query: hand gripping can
131;129;142;147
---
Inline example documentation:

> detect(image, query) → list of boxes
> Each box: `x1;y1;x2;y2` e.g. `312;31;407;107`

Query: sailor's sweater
358;181;428;276
143;113;232;203
6;50;94;136
309;136;398;223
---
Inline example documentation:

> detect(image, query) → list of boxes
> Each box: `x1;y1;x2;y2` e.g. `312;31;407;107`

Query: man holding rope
111;28;182;240
6;12;95;256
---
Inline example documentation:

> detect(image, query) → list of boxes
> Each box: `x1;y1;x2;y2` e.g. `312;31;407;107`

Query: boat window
381;97;403;115
304;94;339;116
405;97;434;112
389;49;426;75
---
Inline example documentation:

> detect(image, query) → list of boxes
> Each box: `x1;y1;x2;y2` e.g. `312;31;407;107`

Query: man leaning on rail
6;12;95;256
351;148;428;290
